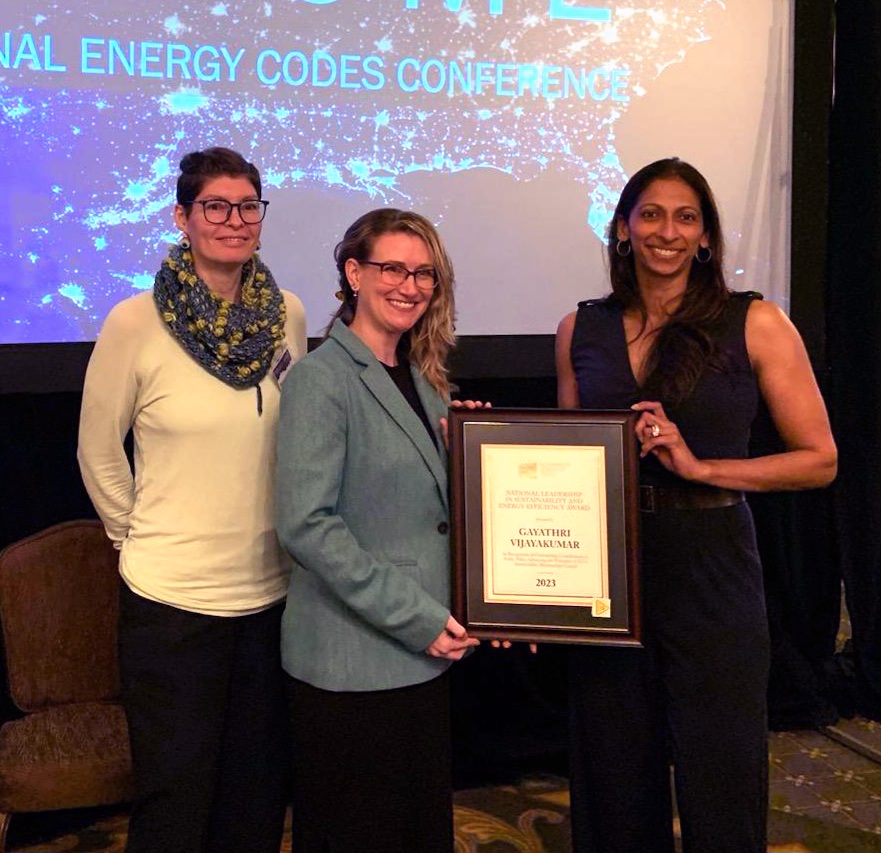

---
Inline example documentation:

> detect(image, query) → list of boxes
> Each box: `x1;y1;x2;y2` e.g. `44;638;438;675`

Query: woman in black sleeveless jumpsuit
555;159;837;853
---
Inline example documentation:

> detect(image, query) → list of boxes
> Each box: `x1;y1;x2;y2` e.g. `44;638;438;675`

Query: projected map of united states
0;0;723;341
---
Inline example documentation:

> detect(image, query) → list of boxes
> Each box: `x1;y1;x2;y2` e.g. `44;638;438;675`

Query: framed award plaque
448;407;641;646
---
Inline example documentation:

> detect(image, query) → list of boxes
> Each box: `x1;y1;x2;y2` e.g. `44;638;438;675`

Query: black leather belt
639;485;745;513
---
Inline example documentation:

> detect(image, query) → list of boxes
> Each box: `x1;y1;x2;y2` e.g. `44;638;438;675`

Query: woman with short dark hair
78;147;306;853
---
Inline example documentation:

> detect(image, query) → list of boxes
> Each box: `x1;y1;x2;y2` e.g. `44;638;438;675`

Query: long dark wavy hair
608;158;730;404
328;208;456;398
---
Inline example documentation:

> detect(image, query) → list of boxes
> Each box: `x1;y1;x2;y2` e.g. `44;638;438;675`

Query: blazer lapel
330;322;450;511
412;369;449;470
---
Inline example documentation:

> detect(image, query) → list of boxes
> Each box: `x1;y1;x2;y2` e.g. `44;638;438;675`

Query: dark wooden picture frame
448;407;641;646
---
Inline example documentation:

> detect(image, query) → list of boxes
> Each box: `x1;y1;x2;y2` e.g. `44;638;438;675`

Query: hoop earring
615;239;631;257
695;246;712;264
178;234;190;249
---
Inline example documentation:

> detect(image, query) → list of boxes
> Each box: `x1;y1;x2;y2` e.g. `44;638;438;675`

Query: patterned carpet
771;723;881;834
7;721;881;853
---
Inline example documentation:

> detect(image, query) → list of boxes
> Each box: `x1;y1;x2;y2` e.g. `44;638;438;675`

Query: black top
570;292;761;486
383;360;438;449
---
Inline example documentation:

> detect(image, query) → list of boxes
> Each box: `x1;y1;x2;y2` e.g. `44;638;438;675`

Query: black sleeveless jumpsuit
567;293;769;853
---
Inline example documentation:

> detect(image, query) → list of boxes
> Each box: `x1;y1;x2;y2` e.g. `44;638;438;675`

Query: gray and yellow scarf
153;244;286;392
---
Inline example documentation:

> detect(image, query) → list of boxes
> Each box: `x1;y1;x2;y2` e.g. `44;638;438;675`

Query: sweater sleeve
275;357;449;653
282;289;307;361
77;297;144;546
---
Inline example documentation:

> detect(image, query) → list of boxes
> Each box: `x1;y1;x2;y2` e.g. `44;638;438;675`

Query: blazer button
437;522;449;534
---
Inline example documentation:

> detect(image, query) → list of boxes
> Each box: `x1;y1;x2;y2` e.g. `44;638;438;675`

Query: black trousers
568;503;770;853
118;583;290;853
286;671;453;853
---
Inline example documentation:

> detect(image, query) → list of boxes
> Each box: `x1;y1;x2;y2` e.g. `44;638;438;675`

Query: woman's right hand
426;615;480;660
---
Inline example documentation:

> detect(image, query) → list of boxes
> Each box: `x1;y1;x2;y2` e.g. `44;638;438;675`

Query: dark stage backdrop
1;0;879;781
0;371;570;786
751;0;842;731
751;0;881;726
825;0;881;720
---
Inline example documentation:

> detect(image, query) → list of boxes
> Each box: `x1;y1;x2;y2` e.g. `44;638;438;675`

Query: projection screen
0;0;792;343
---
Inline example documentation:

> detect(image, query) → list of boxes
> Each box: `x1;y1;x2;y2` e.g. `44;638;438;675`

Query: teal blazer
276;320;452;691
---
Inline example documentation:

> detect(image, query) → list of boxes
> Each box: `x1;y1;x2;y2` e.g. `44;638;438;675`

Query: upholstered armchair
0;520;133;850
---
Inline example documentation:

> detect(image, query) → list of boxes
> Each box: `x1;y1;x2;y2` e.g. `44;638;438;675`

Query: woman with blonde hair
276;208;478;853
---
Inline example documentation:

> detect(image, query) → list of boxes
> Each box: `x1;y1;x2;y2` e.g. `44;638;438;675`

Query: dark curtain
758;0;881;729
754;0;843;730
0;393;97;550
0;377;570;785
750;408;840;729
825;0;881;720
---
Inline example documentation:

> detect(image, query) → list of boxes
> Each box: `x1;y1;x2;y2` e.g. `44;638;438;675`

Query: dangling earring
615;239;631;257
178;233;190;249
256;241;261;251
695;246;712;264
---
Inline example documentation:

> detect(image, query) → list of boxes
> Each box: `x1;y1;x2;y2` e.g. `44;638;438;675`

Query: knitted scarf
153;244;286;388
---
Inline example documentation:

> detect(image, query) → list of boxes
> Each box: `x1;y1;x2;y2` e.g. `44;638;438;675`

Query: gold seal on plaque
592;598;612;618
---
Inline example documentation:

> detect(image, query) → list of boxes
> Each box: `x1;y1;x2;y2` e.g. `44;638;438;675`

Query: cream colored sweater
78;289;307;616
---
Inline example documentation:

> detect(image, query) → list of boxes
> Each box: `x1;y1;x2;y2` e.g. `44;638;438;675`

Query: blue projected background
0;0;791;342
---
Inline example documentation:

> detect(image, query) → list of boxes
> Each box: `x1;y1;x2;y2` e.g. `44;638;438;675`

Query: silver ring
650;423;660;438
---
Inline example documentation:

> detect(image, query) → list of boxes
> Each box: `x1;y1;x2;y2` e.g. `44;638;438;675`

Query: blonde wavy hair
327;208;457;398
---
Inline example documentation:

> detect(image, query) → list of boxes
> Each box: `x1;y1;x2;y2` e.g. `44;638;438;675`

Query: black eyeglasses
187;198;269;224
360;260;438;290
